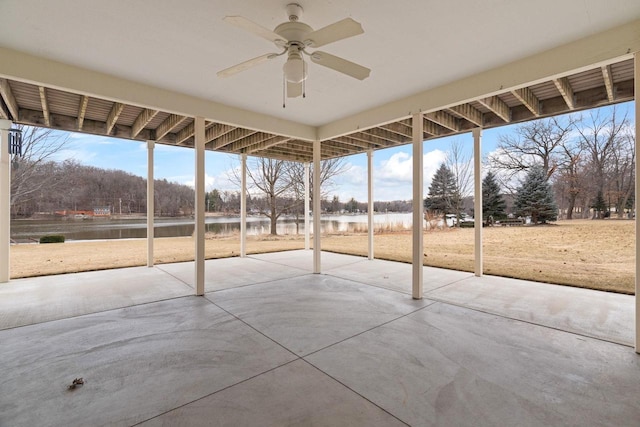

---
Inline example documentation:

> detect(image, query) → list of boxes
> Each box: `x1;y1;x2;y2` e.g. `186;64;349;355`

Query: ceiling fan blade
224;16;287;46
217;53;276;78
310;51;371;80
304;18;364;48
287;81;303;98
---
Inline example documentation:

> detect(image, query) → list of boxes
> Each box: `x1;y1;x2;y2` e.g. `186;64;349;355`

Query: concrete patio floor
1;250;638;426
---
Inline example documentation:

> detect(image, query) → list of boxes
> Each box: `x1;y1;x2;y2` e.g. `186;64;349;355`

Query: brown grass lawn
9;219;635;294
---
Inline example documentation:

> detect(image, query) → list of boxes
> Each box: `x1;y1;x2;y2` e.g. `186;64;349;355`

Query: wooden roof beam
361;126;408;144
154;114;187;140
346;131;394;147
601;65;615;102
512;87;541;116
205;123;234;143
0;79;19;121
380;121;413;139
329;136;375;150
448;104;483;127
131;109;159;139
77;95;89;131
227;133;284;152
241;135;290;154
477;95;511;123
425;110;460;132
553;77;575;110
176;122;194;144
211;127;257;150
38;86;51;127
105;102;124;135
422;117;448;136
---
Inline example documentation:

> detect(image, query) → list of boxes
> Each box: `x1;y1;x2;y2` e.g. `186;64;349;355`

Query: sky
49;102;634;202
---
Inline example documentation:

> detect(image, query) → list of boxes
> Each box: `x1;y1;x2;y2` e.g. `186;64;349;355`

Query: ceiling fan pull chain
283;73;286;108
303;60;306;98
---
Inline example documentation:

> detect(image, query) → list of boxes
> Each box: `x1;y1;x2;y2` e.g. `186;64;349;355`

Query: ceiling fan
217;3;370;99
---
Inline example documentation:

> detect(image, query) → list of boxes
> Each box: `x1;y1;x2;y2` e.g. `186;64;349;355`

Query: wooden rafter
477;95;511;123
361;127;407;144
0;99;8;120
176;122;194;144
422;117;448;136
131;109;159;139
154;114;186;140
38;86;51;126
448;104;483;127
225;132;280;152
105;102;124;135
77;95;89;131
348;131;395;147
380;120;413;139
553;77;575;110
601;65;615;102
211;127;257;150
205;123;234;143
0;79;19;121
242;135;290;153
512;87;540;116
329;136;375;150
425;110;460;132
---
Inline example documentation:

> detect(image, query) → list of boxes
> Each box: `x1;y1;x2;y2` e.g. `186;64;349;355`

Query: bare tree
10;125;70;216
446;140;473;223
487;116;576;191
576;107;630;218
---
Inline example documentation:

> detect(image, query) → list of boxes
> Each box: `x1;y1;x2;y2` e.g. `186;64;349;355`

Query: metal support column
146;140;155;267
412;113;423;299
240;153;247;257
367;150;374;260
0;120;12;283
194;116;205;296
304;162;310;250
473;128;483;277
313;140;321;273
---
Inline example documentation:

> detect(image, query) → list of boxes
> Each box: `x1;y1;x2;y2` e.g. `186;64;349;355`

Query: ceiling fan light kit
218;3;370;104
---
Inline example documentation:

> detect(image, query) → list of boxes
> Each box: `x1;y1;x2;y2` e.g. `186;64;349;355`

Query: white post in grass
146;140;155;267
473;128;483;277
412;113;423;299
194;116;206;296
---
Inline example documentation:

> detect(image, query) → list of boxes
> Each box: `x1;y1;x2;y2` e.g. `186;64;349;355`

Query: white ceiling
1;0;639;127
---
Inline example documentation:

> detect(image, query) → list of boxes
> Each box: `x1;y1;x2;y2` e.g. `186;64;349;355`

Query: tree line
425;105;635;224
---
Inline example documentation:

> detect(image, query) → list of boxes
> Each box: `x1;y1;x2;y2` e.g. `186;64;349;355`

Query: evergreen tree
482;171;506;219
424;163;459;215
514;165;558;224
590;190;607;219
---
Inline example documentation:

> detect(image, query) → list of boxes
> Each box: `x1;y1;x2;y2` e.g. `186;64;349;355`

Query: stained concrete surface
208;273;432;356
140;360;407;427
1;251;638;426
0;266;192;330
426;274;635;345
307;302;640;427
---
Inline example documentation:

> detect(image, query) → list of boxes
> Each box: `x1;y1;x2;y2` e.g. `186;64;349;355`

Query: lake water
10;213;413;242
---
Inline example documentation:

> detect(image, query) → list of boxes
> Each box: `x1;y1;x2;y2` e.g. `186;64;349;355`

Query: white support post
313;140;321;273
194;116;206;296
240;153;247;257
412;113;423;299
634;52;639;353
146;140;155;267
367;150;374;260
304;162;310;250
473;128;483;277
0;120;12;283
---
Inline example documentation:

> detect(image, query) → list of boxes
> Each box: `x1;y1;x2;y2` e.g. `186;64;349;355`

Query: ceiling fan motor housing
274;22;313;47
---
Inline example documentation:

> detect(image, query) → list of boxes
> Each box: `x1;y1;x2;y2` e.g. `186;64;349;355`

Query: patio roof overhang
0;17;638;162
